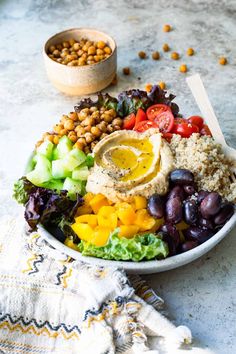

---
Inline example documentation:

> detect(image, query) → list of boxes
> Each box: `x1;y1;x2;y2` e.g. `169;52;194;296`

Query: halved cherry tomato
187;116;204;130
172;122;199;138
123;113;136;130
146;104;171;121
152;111;174;133
134;120;158;132
200;124;212;136
134;108;147;130
162;132;173;142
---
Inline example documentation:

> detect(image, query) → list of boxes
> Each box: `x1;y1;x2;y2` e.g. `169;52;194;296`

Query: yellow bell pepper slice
75;204;93;216
135;209;156;231
116;202;136;225
97;206;117;229
133;196;147;210
89;194;110;214
75;214;98;227
71;223;94;242
118;225;140;238
64;237;78;251
92;227;111;246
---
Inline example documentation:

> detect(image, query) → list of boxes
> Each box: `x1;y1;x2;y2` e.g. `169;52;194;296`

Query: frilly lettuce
78;229;169;261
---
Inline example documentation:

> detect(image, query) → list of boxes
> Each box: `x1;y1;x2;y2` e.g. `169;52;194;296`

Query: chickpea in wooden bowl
43;28;117;95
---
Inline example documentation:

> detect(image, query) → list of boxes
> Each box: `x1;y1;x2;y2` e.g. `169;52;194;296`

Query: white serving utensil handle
186;74;227;146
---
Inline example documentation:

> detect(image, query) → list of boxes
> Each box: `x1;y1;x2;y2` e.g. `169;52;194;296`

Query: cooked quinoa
169;134;236;202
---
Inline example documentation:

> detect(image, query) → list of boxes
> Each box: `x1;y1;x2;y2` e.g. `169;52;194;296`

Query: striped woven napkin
0;215;192;354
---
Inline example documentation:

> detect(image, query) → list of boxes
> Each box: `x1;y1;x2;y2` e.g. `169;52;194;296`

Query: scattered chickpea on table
36;107;123;153
47;38;112;66
219;57;227;65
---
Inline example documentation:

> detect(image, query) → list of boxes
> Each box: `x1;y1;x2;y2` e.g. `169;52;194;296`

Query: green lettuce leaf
13;177;35;205
78;229;169;261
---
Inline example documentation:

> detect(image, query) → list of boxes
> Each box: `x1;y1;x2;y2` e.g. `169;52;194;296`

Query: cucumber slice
62;155;81;171
85;154;94;167
57;136;73;158
72;165;89;181
26;154;52;186
25;153;37;173
52;160;71;179
37;141;54;160
42;179;64;192
63;177;83;200
52;147;59;160
69;148;86;165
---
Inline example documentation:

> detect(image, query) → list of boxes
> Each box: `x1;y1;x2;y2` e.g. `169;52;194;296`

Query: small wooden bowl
43;28;117;95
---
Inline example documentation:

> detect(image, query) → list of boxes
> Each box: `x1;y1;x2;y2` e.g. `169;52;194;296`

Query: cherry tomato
172;122;199;138
162;132;173;142
134;120;158;132
134;108;147;130
146;104;171;121
174;117;187;124
187;116;204;130
153;111;175;133
200;124;212;136
123;113;136;130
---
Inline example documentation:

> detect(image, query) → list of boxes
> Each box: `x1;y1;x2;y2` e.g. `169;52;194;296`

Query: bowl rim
38;212;236;273
43;27;117;69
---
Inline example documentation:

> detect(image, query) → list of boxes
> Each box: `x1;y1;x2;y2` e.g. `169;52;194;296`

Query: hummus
86;129;173;202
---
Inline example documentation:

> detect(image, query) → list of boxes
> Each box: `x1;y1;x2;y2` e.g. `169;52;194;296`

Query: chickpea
138;51;146;59
102;113;113;123
158;81;166;90
94;55;101;62
91;126;102;137
187;48;195;56
104;46;112;55
67;60;77;66
53;135;59;144
97;121;107;132
78;57;86;66
77;49;84;57
91;141;98;150
96;48;104;55
88;46;96;55
123;67;130;75
68;131;77;142
163;43;170;52
56;43;63;51
72;42;80;51
80;108;90;118
84;132;94;144
113;125;121;131
69;38;76;46
106;124;114;133
58;128;68;136
90;106;98;113
87;60;95;65
81;53;88;59
53;49;60;58
35;140;43;148
112;118;123;127
163;24;171;32
49;45;56;53
219;57;227;65
46;135;54;142
75;139;86;150
57;58;63;63
64;119;74;130
83;116;95;126
97;41;106;49
100;107;105;113
60;51;69;58
85;40;93;47
87;55;94;61
48;54;54;59
63;41;70;48
82;45;88;52
91;110;100;120
145;83;153;92
66;54;77;61
75;126;86;136
171;52;180;60
152;51;160;60
84;146;91;154
53;124;64;134
60;114;68;124
108;109;117;118
100;133;108;139
68;112;78;121
179;64;188;73
84;125;92;132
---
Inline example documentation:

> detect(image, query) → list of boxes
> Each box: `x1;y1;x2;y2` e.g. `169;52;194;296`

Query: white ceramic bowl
38;212;236;274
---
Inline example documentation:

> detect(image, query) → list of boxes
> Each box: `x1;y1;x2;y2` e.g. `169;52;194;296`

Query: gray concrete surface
0;0;236;353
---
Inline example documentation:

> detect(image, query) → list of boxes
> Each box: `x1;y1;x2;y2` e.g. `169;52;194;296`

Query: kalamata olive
160;224;180;247
147;194;164;219
214;203;234;225
200;192;222;218
183;185;196;196
166;197;183;224
160;232;177;256
184;199;198;225
181;240;199;253
199;218;214;230
184;226;215;244
169;169;194;186
197;190;209;204
167;185;185;201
